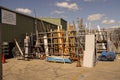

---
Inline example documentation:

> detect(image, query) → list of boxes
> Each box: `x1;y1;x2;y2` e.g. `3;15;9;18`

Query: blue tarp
98;51;116;61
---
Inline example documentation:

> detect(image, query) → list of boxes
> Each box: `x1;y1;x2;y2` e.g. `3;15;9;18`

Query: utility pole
0;23;2;80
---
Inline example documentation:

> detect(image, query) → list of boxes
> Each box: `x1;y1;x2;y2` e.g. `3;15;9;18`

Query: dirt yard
2;56;120;80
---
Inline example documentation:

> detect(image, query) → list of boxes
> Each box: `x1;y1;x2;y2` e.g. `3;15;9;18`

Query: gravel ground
2;57;120;80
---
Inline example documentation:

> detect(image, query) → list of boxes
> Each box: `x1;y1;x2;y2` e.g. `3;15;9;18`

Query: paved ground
2;57;120;80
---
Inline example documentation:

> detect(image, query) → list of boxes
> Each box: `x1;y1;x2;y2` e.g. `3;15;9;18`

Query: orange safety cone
2;54;6;63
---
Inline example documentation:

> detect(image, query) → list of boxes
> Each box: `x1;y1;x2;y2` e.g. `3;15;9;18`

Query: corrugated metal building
0;6;58;42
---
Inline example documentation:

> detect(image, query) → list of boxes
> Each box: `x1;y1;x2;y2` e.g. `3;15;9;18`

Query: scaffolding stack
37;28;85;61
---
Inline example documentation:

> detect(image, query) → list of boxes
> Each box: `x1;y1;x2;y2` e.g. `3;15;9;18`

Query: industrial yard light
0;23;2;80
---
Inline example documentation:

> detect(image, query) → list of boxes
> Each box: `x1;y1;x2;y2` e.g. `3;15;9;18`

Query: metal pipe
24;34;30;59
43;35;48;56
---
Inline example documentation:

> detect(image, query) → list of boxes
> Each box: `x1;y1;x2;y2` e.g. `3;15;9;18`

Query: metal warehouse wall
40;18;67;30
0;6;57;43
36;19;57;32
60;18;67;30
1;11;35;42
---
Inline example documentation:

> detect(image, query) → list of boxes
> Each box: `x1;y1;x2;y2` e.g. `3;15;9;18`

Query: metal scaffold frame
37;28;85;61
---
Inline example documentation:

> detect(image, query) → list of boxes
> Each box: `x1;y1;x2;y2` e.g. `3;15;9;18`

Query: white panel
2;9;16;25
83;51;95;67
83;34;95;68
85;35;95;51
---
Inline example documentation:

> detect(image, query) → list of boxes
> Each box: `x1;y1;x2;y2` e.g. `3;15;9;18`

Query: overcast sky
0;0;120;28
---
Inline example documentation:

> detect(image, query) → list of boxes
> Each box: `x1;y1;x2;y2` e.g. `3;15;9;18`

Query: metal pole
0;23;2;80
